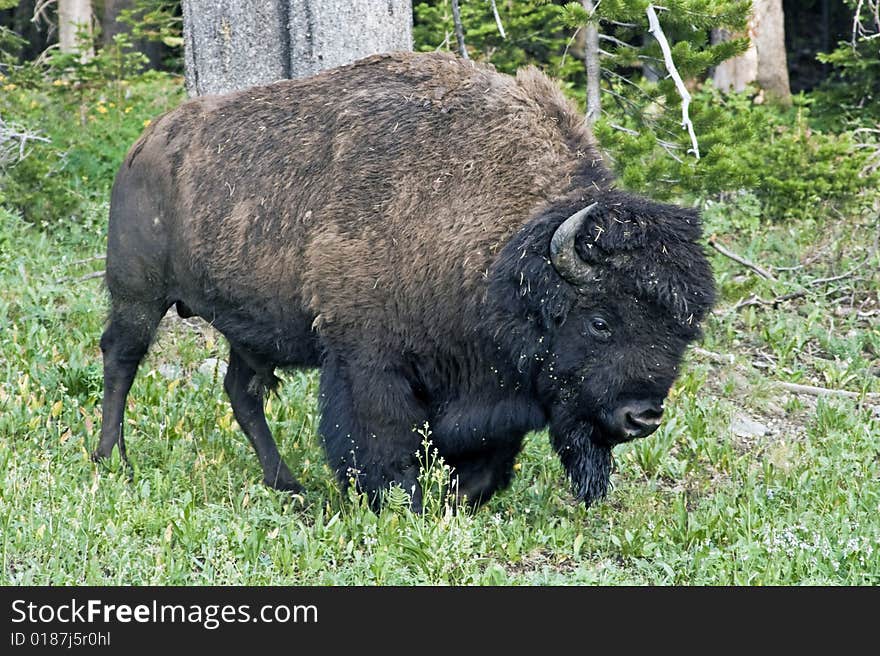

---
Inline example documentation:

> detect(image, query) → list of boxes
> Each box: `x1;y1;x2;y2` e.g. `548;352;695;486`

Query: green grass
1;191;878;586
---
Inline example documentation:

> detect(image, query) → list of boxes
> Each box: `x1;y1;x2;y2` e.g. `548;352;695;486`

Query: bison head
489;193;715;507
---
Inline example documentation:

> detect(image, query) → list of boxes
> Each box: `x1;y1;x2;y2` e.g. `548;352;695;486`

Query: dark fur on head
488;191;715;504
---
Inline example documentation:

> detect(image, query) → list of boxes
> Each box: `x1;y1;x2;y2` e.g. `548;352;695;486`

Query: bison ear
487;214;579;334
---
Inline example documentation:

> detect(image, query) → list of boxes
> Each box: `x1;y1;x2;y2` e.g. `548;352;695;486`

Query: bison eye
588;316;612;339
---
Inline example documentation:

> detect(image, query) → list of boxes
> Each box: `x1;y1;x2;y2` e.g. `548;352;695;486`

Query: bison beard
552;426;613;507
93;51;716;512
548;400;614;507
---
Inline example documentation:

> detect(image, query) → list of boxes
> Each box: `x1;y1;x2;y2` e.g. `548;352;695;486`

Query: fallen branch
646;4;700;159
66;254;106;267
56;270;104;284
0;117;51;165
806;264;861;287
708;237;778;282
777;381;880;402
725;290;806;313
691;348;880;402
691;347;735;365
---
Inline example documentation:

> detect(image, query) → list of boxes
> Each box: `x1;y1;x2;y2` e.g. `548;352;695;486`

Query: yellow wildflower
143;119;152;127
2;83;17;91
96;105;108;114
124;106;132;114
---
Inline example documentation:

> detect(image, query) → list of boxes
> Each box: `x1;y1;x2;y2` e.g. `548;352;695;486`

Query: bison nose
613;401;664;441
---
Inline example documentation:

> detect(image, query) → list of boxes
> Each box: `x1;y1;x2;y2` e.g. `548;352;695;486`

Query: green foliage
118;0;183;48
812;2;880;129
415;1;878;222
595;84;879;219
117;0;184;70
414;1;572;77
1;200;878;584
0;34;183;225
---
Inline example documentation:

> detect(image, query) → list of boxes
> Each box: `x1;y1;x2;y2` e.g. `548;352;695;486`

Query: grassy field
1;187;878;586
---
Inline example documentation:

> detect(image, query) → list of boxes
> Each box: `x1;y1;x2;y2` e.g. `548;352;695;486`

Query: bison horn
550;202;598;284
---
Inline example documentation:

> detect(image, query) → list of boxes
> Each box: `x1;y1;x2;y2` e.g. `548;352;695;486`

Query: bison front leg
318;353;426;512
447;441;523;508
224;348;303;495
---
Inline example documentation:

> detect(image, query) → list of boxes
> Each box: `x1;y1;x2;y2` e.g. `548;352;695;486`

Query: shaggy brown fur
95;52;714;510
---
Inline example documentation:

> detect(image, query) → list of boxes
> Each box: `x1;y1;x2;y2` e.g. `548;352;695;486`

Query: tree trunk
582;0;600;125
711;28;757;93
183;0;413;97
183;1;290;97
288;0;413;78
58;0;94;58
711;0;791;106
754;0;792;106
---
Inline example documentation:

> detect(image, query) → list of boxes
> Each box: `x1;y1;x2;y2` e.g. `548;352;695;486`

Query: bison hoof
91;448;131;468
264;476;305;495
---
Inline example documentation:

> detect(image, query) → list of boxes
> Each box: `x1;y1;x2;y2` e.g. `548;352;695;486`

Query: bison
94;51;715;510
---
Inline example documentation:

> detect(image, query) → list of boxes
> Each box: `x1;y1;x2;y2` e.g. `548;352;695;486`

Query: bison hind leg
94;299;167;465
175;300;194;318
224;347;303;495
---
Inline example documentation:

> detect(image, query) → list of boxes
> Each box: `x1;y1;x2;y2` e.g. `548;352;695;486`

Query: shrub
595;85;879;220
0;34;183;225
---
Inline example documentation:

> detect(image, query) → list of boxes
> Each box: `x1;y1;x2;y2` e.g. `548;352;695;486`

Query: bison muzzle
94;52;716;511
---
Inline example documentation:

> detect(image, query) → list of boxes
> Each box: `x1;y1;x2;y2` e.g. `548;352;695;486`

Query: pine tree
414;1;753;197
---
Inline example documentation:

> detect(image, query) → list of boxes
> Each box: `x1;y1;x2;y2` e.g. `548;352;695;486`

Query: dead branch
691;347;735;365
31;0;56;28
691;347;880;402
450;0;468;60
657;139;684;163
55;270;104;284
66;254;106;267
609;123;639;136
560;26;581;71
708;237;778;281
854;0;866;47
777;381;880;401
806;267;859;287
490;0;506;39
646;4;700;159
724;290;806;314
0;117;51;166
435;31;451;52
598;33;630;48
